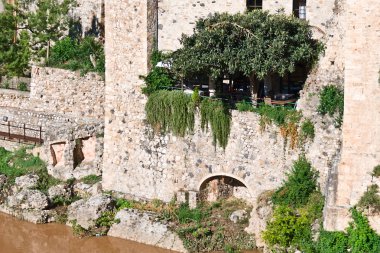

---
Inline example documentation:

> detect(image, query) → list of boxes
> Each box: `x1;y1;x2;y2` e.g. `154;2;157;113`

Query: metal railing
0;121;44;145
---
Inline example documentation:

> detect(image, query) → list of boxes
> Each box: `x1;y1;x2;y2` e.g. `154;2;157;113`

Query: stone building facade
157;0;336;50
102;0;380;238
0;0;379;243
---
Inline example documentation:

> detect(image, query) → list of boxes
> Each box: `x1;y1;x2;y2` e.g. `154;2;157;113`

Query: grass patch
0;147;60;192
81;175;101;185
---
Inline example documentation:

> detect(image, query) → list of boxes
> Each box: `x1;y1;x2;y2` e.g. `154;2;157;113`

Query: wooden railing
0;121;44;145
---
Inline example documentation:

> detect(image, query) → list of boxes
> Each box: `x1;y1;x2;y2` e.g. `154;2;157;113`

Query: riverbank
0;147;260;253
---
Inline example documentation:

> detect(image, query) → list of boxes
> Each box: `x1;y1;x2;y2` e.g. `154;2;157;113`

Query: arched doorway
198;175;252;203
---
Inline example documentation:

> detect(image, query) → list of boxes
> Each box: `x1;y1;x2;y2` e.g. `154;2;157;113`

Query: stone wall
263;0;293;14
157;0;246;51
0;67;105;119
324;0;380;232
71;0;104;37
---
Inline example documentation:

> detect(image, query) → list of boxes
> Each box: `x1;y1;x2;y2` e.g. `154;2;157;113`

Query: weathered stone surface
14;175;39;190
48;184;71;200
0;204;49;224
108;209;187;253
230;209;248;224
67;194;113;229
7;189;48;210
73;182;102;198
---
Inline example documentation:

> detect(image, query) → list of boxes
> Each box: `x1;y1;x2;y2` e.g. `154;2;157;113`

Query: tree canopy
0;0;75;77
171;11;323;81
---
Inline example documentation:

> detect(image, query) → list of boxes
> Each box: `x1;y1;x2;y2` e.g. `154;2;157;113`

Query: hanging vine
145;90;195;137
200;98;231;150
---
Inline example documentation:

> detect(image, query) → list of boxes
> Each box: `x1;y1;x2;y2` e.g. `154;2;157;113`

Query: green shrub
316;230;348;253
357;184;380;213
235;100;254;112
317;85;344;127
200;98;231;149
115;198;135;211
141;67;176;95
347;208;380;253
18;82;28;91
262;205;313;249
372;165;380;178
176;203;208;224
272;155;318;208
48;36;105;75
145;90;195;137
255;104;300;127
95;210;117;228
300;119;315;140
81;174;101;185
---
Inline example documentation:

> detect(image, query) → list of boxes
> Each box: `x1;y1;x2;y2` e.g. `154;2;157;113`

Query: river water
0;213;261;253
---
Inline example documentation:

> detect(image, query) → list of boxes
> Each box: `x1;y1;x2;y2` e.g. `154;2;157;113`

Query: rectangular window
247;0;263;10
293;0;307;19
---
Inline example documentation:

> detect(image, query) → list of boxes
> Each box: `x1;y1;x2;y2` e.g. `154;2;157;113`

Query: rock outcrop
67;194;113;229
108;209;187;253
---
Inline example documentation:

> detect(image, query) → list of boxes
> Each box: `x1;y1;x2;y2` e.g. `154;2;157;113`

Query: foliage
272;155;318;208
27;0;75;60
48;36;105;75
171;11;323;81
115;198;135;211
0;0;75;76
357;184;380;213
145;90;195;137
52;195;81;207
262;205;313;249
300;119;315;141
0;147;59;192
347;208;380;253
200;98;231;149
141;49;176;95
176;203;209;224
235;100;254;112
317;85;344;127
372;165;380;178
95;210;118;228
81;174;101;185
18;82;28;91
141;67;176;95
191;87;201;106
316;230;348;253
255;104;301;149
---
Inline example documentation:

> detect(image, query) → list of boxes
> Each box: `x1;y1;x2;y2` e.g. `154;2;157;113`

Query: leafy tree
171;11;323;96
26;0;75;61
0;4;30;76
0;0;75;76
272;155;319;208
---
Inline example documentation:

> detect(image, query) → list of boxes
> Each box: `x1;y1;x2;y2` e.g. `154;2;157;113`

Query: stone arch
197;173;254;203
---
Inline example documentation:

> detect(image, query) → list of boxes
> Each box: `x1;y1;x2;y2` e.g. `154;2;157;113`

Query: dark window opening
293;0;307;19
247;0;263;10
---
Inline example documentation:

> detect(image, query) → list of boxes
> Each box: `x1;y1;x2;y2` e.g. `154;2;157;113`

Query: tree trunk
249;73;258;104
